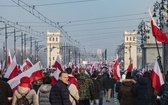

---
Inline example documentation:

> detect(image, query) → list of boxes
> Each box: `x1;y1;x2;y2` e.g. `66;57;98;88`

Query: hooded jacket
119;79;136;105
133;76;151;105
38;84;52;105
12;86;38;105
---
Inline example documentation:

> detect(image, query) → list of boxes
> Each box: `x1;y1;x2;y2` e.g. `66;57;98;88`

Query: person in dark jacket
49;71;72;105
158;72;168;105
97;72;104;105
103;73;113;102
0;71;13;105
133;75;151;105
90;73;101;105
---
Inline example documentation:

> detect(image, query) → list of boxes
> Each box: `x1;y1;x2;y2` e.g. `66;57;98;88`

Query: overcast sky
0;0;156;60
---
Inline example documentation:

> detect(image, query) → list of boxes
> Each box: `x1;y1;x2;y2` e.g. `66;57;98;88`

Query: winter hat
20;76;32;88
126;71;132;79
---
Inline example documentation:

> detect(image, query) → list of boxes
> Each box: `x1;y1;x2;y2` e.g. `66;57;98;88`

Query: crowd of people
0;66;116;105
0;66;168;105
115;70;168;105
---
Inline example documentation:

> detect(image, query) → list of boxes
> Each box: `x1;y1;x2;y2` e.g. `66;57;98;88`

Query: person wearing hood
37;76;52;105
119;71;136;105
132;72;151;105
12;76;38;105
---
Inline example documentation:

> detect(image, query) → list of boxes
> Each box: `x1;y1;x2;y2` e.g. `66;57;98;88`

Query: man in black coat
0;71;13;105
49;71;72;105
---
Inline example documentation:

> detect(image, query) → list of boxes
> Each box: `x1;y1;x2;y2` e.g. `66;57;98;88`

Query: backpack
0;87;6;104
160;85;168;105
17;94;30;105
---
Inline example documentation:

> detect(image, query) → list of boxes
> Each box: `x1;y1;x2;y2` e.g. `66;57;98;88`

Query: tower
47;31;61;67
124;31;137;70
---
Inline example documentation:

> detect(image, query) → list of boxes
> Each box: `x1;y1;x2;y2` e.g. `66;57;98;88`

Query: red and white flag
148;7;168;43
150;59;164;91
50;69;61;85
8;61;43;92
21;57;33;72
8;50;12;65
52;56;63;71
112;54;121;80
4;55;18;79
127;63;133;72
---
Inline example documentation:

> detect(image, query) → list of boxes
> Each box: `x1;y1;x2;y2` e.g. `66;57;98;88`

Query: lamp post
138;20;150;68
153;0;168;75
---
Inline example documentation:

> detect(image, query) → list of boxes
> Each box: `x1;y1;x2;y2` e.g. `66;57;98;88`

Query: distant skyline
0;0;156;61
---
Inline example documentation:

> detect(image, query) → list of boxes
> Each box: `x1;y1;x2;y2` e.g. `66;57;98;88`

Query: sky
0;0;157;61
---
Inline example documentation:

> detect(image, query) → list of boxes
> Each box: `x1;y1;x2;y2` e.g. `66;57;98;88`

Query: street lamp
138;20;150;68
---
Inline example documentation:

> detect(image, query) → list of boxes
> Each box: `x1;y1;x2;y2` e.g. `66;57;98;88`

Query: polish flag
50;69;61;85
148;8;168;43
112;54;120;80
127;63;133;72
4;55;18;79
8;61;43;92
8;50;12;65
150;58;164;91
21;57;33;72
52;56;63;71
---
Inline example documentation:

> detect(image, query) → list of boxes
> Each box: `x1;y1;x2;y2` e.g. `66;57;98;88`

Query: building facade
124;31;137;70
47;31;61;67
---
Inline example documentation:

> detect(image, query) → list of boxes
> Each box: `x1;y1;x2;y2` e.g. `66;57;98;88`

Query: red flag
50;69;61;85
7;50;12;65
21;57;33;72
127;64;133;72
4;55;18;79
112;54;120;80
52;56;63;71
148;8;168;43
150;59;164;91
8;61;43;92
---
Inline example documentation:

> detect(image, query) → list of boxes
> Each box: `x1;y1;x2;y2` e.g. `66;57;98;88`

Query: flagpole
154;38;163;74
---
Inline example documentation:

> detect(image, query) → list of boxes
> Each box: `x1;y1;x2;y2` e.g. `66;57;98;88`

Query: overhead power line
0;16;46;39
13;13;148;25
67;25;137;32
0;0;101;7
11;0;83;48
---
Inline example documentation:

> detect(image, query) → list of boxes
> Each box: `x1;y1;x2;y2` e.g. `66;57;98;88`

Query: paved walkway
103;93;119;105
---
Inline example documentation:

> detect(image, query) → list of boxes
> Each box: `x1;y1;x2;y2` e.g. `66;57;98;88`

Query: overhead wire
10;0;83;48
0;0;102;7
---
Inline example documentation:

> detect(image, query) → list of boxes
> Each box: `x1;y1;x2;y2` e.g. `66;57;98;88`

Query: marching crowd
0;66;168;105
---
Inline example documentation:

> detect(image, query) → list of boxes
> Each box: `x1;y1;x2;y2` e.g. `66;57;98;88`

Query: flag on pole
148;7;168;43
4;55;18;79
50;69;61;85
21;57;33;72
112;54;121;80
8;50;12;65
52;56;63;71
150;58;164;91
8;61;43;92
127;63;133;72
